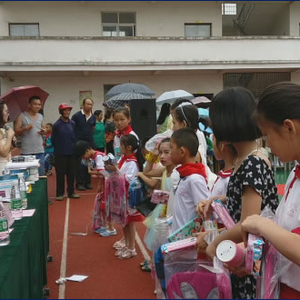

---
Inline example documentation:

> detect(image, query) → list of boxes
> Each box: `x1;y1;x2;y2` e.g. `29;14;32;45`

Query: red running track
46;174;155;299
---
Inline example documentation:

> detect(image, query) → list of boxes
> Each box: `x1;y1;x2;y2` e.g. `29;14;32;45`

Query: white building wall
290;2;300;36
0;72;223;123
0;1;222;37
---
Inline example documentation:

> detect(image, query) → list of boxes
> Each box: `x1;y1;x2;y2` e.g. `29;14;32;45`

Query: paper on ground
66;275;88;282
22;209;35;217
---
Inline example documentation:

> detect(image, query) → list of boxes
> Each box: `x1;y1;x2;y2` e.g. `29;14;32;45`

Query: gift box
151;189;170;204
168;216;203;242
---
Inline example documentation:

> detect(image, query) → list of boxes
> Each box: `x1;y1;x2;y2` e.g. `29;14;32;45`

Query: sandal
140;259;149;267
141;264;151;272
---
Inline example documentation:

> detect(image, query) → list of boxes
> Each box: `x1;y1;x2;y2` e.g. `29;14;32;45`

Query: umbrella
192;96;211;106
156;90;194;105
105;83;155;99
1;85;49;121
105;92;152;109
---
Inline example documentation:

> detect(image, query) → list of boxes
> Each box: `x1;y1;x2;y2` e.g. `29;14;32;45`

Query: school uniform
118;153;144;224
211;169;232;198
113;125;139;161
276;165;300;298
172;163;210;232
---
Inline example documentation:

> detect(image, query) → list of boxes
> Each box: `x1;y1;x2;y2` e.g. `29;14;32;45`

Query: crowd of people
0;81;300;298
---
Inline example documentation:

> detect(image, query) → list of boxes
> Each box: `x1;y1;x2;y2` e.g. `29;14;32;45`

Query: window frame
9;23;40;37
222;3;237;16
101;12;136;37
184;23;212;37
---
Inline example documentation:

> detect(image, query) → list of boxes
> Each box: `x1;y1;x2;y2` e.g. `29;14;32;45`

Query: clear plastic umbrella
156;90;194;105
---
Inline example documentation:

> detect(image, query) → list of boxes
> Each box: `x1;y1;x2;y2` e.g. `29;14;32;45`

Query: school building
0;1;300;122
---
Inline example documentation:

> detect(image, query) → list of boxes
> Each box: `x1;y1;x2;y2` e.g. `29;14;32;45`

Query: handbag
136;195;157;217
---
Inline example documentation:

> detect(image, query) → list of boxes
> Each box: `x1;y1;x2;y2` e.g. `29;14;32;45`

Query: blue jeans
44;153;54;172
21;153;45;176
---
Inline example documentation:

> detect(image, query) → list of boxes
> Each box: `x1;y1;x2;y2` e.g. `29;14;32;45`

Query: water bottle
10;184;23;220
0;202;10;246
18;173;27;209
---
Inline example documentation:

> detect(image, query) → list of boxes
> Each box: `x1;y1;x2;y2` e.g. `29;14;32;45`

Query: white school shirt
210;169;232;198
114;130;139;161
196;130;217;189
119;160;139;184
276;166;300;292
172;174;210;232
92;151;105;172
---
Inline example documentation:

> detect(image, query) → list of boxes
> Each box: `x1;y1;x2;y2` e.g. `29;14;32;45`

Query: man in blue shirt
52;103;80;200
71;98;96;191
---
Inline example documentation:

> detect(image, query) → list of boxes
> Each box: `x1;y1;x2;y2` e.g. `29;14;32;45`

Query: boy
74;140;117;236
170;128;210;232
44;123;54;176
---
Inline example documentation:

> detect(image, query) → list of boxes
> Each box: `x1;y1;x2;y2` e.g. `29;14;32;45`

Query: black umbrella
106;83;155;99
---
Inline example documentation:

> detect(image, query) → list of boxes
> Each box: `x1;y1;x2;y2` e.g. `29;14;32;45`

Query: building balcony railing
1;36;300;72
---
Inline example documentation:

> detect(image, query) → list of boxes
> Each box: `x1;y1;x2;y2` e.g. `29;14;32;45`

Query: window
101;12;135;37
222;3;237;15
184;23;211;37
104;84;117;99
9;23;39;37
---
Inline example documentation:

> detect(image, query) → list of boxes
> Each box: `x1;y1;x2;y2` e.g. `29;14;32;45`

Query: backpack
166;268;232;299
128;177;146;208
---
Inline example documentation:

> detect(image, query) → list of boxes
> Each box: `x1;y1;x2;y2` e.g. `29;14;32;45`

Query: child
204;87;279;299
196;134;237;254
74;140;117;236
113;107;138;161
106;134;144;259
43;123;54;176
170;128;210;233
138;138;177;271
93;110;106;153
172;101;217;189
241;82;300;299
196;135;237;216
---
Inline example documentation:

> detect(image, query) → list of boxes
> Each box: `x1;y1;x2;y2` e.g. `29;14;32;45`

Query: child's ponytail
120;134;145;171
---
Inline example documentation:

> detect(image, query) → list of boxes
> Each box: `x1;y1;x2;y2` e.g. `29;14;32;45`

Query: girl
157;103;172;133
172;101;217;188
107;134;144;259
241;82;300;299
204;87;279;299
196;135;237;254
113;107;138;161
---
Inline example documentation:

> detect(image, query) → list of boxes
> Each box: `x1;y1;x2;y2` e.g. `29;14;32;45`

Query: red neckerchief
176;163;207;180
285;165;300;202
211;169;232;192
218;169;233;178
118;153;138;169
116;125;133;138
92;151;105;160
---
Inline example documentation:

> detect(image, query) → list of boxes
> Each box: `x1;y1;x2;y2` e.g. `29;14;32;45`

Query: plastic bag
145;130;173;152
163;249;232;299
128;177;145;208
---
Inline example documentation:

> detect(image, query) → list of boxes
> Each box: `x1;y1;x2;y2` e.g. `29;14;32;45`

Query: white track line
58;197;70;299
135;232;151;261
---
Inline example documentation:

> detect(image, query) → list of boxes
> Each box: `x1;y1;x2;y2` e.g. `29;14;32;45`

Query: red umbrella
0;85;49;121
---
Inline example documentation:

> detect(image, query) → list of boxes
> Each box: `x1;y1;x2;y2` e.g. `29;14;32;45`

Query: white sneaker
115;247;127;257
119;248;137;259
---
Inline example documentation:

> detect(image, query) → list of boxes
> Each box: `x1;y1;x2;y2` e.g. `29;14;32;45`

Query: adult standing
0;101;15;174
51;103;80;201
14;95;45;176
93;110;105;152
72;98;96;191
